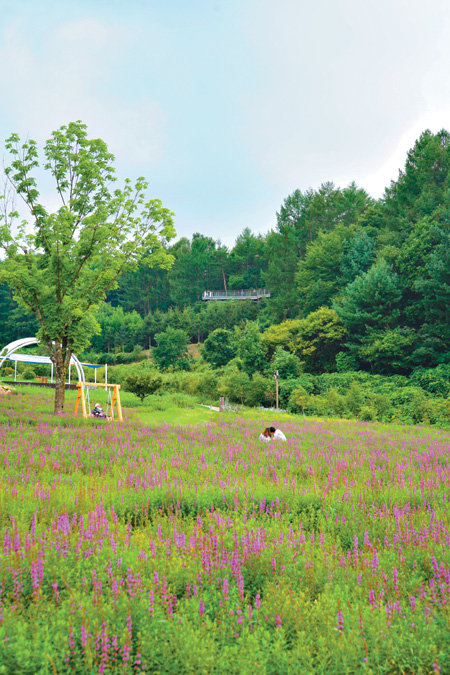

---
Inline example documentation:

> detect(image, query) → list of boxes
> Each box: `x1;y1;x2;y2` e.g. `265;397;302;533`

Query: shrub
153;328;190;371
203;329;236;368
345;382;365;416
358;405;377;421
325;387;348;417
132;344;146;362
268;347;302;380
123;370;162;402
288;386;309;414
304;394;329;417
218;368;250;405
278;378;301;408
369;393;392;422
409;365;450;397
21;367;36;380
245;374;273;408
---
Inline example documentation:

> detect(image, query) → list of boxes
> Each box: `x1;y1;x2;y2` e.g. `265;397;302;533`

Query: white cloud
240;0;450;196
0;17;166;167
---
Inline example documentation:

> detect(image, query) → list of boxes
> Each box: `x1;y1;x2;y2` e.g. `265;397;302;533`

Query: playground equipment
74;382;123;422
0;338;86;382
0;337;106;384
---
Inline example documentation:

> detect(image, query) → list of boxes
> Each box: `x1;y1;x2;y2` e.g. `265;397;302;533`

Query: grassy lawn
3;384;219;427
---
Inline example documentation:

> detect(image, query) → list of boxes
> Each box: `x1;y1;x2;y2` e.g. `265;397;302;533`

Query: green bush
278;378;301;408
123;370;162;402
325;387;348;417
21;367;36;380
409;365;450;397
153;327;190;371
245;373;273;408
344;381;365;415
108;361;154;385
288;385;309;413
358;405;377;421
335;351;358;372
369;393;392;421
304;394;329;417
267;347;302;380
218;368;250;405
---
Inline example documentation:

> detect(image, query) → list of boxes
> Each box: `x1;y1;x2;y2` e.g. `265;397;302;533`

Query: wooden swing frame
74;382;123;422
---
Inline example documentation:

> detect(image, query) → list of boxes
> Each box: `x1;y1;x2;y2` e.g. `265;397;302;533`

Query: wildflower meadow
0;389;449;674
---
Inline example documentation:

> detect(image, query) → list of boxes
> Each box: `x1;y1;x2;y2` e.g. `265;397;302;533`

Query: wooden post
115;385;123;422
111;386;116;420
74;384;81;416
275;370;279;411
80;385;87;419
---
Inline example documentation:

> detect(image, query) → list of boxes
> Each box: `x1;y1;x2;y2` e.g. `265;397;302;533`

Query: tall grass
0;388;448;673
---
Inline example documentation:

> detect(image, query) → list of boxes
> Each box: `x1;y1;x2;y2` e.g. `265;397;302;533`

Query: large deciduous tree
0;121;175;413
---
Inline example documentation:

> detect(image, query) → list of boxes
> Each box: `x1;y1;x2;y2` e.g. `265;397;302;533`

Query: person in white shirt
269;426;287;441
258;427;272;442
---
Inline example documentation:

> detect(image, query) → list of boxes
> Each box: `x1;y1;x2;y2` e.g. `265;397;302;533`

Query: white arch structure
0;338;86;383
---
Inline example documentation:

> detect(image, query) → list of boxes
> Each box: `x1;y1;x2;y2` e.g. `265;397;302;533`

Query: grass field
0;387;449;673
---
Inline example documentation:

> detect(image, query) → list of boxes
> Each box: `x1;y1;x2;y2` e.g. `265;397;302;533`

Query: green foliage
218;368;250;405
21;367;36;380
282;369;449;425
268;346;302;379
335;350;358;372
233;321;266;375
0;121;175;413
261;319;301;357
123;370;162;402
294;307;346;373
409;365;450;397
72;128;450;385
383;129;450;230
288;385;309;413
153;327;190;371
168;233;228;306
264;183;371;320
160;366;220;403
227;227;267;289
90;303;144;353
335;259;402;338
339;229;375;285
242;373;272;408
345;381;365;415
358;327;417;374
202;328;236;368
296;224;355;315
0;280;39;346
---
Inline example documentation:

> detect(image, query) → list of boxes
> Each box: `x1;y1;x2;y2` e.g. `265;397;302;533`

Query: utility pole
275;370;279;410
222;268;227;295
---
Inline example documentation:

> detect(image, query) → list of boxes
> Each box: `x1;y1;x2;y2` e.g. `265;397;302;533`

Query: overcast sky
0;0;449;246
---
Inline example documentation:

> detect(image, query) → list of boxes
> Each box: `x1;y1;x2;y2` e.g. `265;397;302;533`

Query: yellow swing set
74;382;123;422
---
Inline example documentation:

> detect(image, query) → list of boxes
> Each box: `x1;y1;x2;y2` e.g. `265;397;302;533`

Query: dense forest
1;129;449;406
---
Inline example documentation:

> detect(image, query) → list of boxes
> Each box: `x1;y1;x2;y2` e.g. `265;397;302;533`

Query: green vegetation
0;126;448;432
0;121;175;413
0;389;448;673
123;370;162;403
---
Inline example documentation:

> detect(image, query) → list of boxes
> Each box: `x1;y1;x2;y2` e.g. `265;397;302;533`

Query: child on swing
92;402;107;418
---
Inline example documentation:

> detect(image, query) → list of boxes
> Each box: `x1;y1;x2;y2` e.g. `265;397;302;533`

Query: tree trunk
54;374;66;415
49;340;71;415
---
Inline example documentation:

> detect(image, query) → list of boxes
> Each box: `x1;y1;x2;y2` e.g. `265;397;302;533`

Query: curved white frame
0;338;85;383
